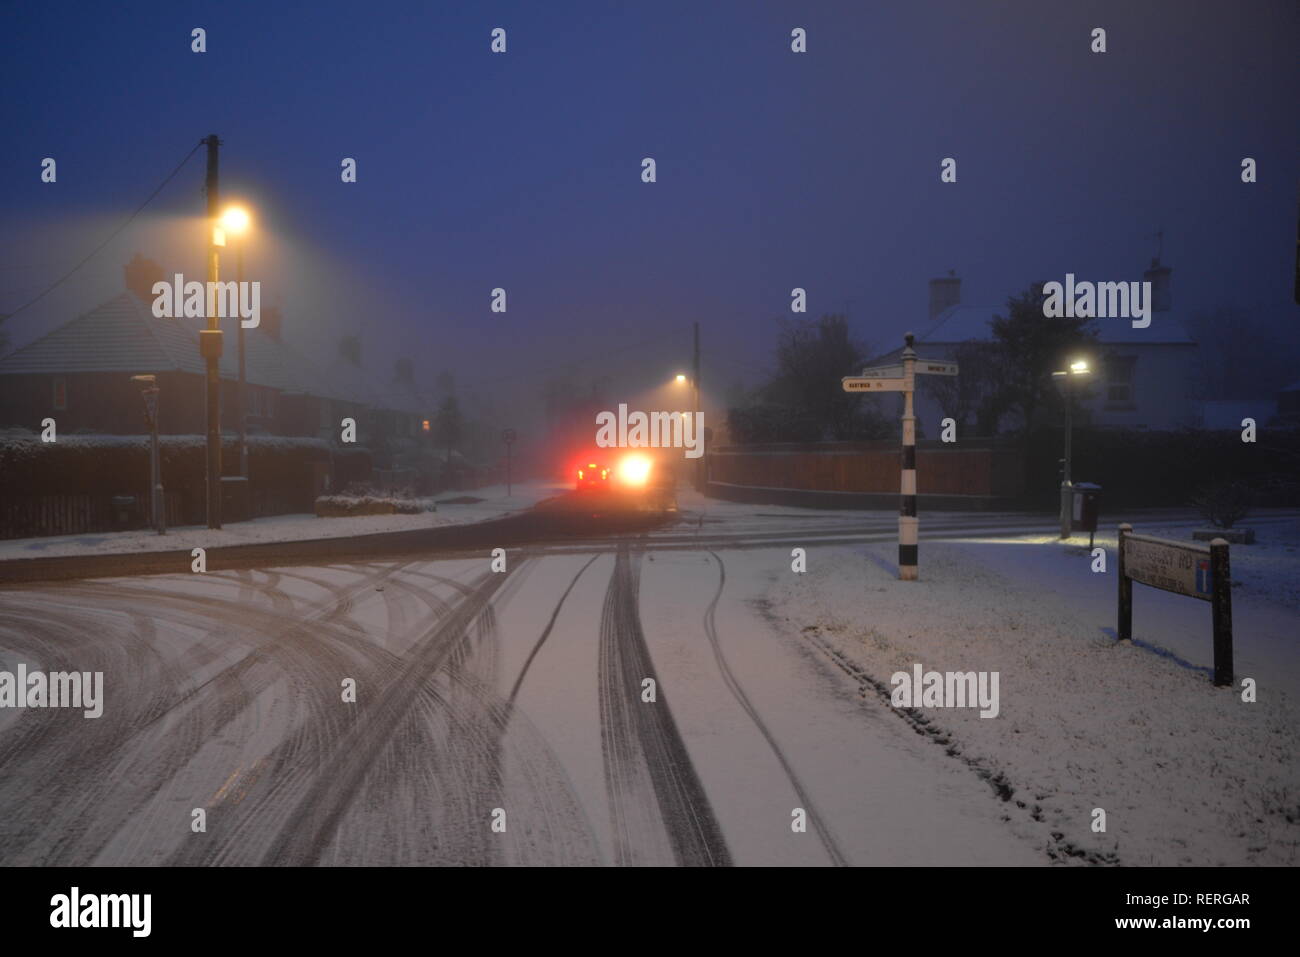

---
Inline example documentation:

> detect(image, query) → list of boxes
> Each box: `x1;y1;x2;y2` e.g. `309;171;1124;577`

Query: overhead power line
1;139;205;323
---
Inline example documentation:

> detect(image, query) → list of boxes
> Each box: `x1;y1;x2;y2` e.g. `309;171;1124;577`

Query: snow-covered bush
314;493;436;517
1190;480;1254;529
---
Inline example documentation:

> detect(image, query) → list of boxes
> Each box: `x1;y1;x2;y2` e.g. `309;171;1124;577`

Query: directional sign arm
842;376;906;392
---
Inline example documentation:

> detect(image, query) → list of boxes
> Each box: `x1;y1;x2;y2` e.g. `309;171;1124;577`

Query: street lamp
220;205;253;478
1053;358;1091;539
130;374;165;535
675;373;687;384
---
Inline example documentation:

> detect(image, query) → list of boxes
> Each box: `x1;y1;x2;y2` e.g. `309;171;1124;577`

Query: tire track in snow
257;564;519;864
598;545;731;866
703;550;848;866
2;564;411;864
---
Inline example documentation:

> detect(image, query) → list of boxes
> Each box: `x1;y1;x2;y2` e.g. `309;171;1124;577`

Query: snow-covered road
0;545;1040;865
3;497;1293;866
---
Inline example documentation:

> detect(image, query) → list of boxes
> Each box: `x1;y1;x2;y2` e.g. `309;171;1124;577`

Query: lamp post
1053;358;1090;539
201;134;223;529
131;374;165;535
671;368;697;491
219;206;252;477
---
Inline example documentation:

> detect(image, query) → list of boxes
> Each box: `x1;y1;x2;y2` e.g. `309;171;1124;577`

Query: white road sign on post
861;364;904;379
917;360;959;376
842;376;906;392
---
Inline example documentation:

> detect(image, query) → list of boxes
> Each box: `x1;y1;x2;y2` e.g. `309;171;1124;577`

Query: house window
52;377;67;410
1105;355;1137;407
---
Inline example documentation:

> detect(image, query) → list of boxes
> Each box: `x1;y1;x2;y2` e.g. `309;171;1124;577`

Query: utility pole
692;320;701;492
236;240;247;478
200;134;223;528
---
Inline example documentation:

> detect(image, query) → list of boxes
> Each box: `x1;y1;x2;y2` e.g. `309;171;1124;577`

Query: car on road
572;450;676;511
575;458;612;490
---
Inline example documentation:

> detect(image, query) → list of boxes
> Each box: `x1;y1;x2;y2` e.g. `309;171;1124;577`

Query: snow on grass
0;482;568;559
766;536;1300;866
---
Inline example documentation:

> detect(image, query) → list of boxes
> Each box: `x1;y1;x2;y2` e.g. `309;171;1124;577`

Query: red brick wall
707;442;1025;497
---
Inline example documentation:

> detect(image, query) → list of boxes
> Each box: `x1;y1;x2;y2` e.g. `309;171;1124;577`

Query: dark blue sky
3;0;1297;418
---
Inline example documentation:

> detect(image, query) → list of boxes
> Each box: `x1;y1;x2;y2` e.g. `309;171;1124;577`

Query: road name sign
917;360;959;376
842;376;906;392
1123;533;1213;600
1117;525;1233;686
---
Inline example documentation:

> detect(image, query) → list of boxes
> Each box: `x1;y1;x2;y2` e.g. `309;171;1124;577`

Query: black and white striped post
899;333;919;580
842;335;956;582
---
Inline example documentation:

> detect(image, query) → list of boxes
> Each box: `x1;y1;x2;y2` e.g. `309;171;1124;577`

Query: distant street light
675;373;687;384
220;204;253;478
1053;357;1092;539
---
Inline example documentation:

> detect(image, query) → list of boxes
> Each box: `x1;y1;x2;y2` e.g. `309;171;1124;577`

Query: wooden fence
1;490;186;540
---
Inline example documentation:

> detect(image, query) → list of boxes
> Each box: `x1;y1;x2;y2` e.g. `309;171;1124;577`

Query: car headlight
617;454;652;486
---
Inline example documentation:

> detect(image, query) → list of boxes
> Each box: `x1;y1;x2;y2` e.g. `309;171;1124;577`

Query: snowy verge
0;482;567;559
766;539;1300;866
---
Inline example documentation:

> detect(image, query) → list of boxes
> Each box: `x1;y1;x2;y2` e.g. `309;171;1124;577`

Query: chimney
1144;258;1171;312
338;334;362;367
124;253;165;304
260;305;283;341
928;270;961;320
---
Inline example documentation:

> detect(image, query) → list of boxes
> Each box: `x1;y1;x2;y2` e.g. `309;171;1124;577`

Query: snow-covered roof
0;293;210;376
921;304;1197;346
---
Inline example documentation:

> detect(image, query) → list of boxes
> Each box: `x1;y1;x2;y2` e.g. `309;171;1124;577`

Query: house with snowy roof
873;260;1201;434
0;260;430;442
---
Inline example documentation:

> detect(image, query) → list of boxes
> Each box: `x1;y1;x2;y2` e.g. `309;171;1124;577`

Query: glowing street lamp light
675;373;687;384
220;206;251;236
220;204;254;477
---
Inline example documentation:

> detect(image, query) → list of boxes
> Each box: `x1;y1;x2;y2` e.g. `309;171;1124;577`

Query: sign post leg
1210;538;1233;687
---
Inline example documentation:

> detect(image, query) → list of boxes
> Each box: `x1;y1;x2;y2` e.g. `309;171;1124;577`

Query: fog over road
0;499;1093;866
